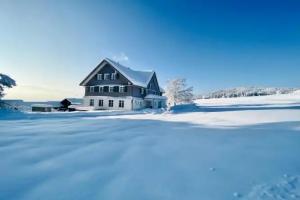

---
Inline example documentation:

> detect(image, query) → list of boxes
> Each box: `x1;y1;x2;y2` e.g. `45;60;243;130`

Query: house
31;104;52;112
80;58;166;110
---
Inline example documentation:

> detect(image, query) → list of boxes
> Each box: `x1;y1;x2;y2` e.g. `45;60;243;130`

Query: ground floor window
99;99;103;107
89;99;94;106
119;100;124;108
109;100;114;107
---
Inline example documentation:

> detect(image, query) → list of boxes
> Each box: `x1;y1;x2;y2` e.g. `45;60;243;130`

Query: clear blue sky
1;0;300;100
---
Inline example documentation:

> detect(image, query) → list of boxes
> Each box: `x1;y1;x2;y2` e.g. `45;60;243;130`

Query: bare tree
0;73;16;98
165;78;193;106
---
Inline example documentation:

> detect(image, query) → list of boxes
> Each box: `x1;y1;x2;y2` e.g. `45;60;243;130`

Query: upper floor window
104;73;110;80
103;86;109;92
90;86;94;93
119;86;125;93
113;86;119;92
97;74;103;80
99;86;104;93
109;86;114;93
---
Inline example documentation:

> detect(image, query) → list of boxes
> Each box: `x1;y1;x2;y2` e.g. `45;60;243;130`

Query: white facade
83;96;145;111
83;95;166;111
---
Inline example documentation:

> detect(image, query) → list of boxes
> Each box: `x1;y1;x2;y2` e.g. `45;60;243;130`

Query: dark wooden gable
82;61;132;86
147;73;160;94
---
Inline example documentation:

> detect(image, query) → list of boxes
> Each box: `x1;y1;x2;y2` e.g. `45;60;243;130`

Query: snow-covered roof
80;58;155;88
159;87;165;93
144;94;167;100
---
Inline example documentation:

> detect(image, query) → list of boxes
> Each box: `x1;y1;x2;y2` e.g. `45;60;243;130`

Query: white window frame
119;86;125;93
90;86;95;93
99;86;103;93
104;73;110;80
109;86;114;93
111;73;116;80
97;74;103;80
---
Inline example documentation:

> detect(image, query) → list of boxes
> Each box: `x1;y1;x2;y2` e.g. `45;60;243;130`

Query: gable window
109;86;114;93
90;86;95;93
119;86;125;93
104;73;110;80
111;73;117;80
99;99;103;107
97;74;103;80
119;100;124;108
89;99;94;106
109;100;114;107
99;86;104;93
103;86;109;92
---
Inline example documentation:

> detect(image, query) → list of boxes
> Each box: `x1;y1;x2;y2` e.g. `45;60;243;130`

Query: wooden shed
31;104;52;112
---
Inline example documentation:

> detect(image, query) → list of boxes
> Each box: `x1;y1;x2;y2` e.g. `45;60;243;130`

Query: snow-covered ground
1;94;300;200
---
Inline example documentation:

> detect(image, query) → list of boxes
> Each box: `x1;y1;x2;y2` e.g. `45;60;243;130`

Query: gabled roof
80;58;155;88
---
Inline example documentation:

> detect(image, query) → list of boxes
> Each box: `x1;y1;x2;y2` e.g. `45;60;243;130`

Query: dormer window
97;74;103;80
104;73;110;80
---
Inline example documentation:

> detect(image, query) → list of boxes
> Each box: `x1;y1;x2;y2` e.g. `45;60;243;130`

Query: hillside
199;87;300;99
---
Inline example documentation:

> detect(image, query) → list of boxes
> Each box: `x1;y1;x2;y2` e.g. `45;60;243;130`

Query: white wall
83;96;145;110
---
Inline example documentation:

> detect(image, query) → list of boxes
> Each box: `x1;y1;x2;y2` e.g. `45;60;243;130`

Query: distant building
80;58;166;110
31;104;52;112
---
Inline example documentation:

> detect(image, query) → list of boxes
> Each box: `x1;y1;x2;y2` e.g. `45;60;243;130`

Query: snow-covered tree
0;73;16;98
165;78;193;106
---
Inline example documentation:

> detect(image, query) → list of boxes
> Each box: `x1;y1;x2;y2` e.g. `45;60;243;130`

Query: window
99;99;103;107
97;74;103;80
109;86;114;93
119;100;124;108
140;88;145;95
104;86;109;92
90;86;94;93
119;86;125;93
94;86;99;92
113;86;119;92
99;86;103;93
89;99;94;106
104;73;110;80
109;100;114;107
111;73;116;80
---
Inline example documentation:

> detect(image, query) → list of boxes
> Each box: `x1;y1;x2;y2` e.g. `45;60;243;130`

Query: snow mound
293;90;300;95
243;175;300;200
0;109;26;120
